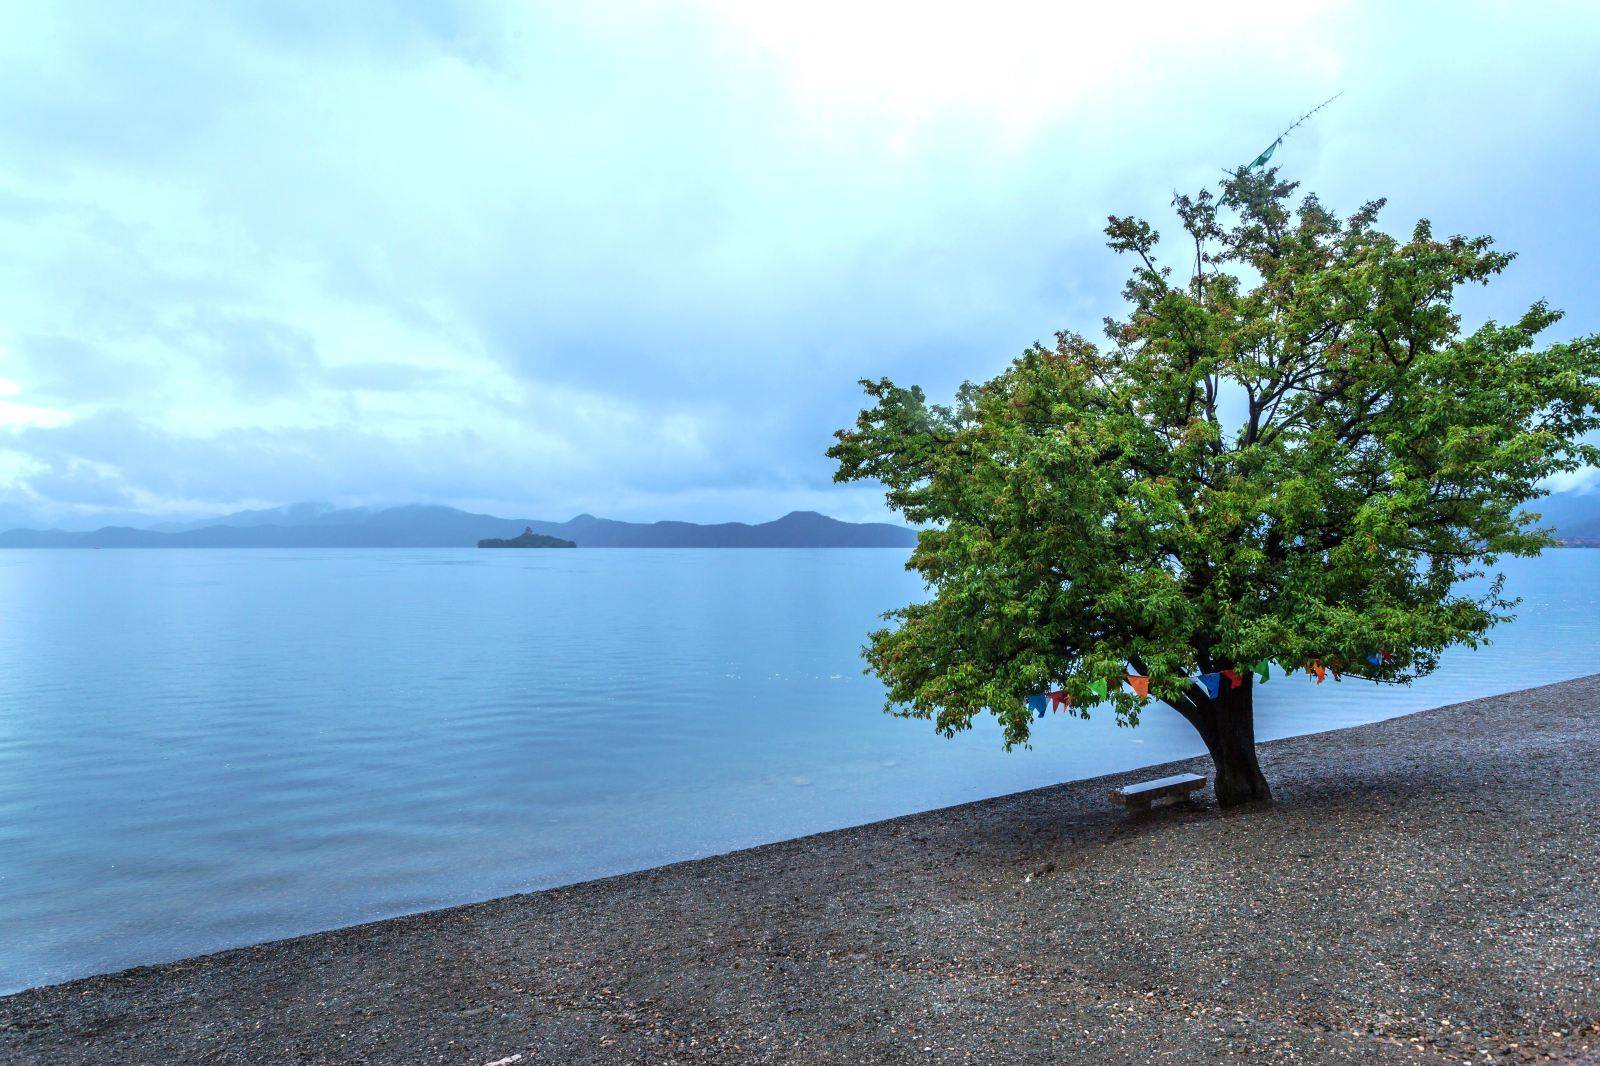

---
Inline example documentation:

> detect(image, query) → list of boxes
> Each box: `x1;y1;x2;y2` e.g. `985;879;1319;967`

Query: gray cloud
1;1;1597;529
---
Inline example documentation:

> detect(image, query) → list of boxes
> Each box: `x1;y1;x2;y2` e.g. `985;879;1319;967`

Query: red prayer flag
1220;669;1242;689
1048;690;1071;711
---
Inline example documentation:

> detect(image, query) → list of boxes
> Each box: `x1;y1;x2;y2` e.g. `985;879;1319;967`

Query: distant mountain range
0;504;919;549
3;490;1596;549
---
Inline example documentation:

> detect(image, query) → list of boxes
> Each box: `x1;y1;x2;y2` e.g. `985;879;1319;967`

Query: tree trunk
1168;676;1272;808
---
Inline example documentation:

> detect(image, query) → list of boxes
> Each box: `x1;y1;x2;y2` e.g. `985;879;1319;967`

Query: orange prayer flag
1125;673;1150;698
1310;660;1326;684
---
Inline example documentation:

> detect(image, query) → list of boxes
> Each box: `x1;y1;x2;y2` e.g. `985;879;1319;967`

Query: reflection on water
1;547;1596;991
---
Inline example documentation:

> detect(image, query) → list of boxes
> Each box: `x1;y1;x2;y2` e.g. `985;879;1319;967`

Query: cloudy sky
2;1;1597;528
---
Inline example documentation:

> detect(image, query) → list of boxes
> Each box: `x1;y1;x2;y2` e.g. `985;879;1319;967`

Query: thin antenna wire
1246;90;1344;169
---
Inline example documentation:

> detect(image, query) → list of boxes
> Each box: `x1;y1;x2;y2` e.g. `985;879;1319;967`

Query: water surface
1;548;1596;992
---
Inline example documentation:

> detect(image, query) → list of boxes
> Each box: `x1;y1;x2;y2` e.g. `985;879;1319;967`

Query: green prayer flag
1090;677;1108;701
1253;660;1271;684
1249;138;1280;169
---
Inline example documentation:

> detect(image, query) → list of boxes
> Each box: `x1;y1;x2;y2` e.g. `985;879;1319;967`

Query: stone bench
1108;771;1208;811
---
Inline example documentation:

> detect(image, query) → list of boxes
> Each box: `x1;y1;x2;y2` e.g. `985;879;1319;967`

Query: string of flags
1245;90;1343;169
1024;649;1394;718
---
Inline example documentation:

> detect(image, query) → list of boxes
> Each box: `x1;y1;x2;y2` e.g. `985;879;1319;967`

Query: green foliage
830;170;1600;749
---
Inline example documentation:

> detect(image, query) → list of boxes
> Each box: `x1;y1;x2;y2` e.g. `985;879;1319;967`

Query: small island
477;526;577;549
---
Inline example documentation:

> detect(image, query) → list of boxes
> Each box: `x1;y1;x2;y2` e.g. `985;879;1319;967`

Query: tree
829;168;1600;807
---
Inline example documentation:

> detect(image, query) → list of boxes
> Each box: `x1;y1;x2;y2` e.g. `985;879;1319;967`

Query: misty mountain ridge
147;501;358;533
0;504;918;549
1519;489;1600;545
5;489;1599;549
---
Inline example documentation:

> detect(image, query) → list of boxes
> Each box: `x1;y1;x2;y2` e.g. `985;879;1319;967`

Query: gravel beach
5;676;1600;1064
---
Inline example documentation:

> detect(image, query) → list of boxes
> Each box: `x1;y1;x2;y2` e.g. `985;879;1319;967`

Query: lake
1;547;1597;993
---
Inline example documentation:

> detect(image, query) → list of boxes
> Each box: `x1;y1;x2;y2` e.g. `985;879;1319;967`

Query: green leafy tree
830;169;1600;807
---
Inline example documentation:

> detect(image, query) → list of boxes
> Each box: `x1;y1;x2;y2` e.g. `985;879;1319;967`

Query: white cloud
693;0;1342;140
0;401;72;431
0;1;1596;527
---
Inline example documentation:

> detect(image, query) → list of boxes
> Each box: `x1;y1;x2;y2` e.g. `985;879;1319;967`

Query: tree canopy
830;168;1600;802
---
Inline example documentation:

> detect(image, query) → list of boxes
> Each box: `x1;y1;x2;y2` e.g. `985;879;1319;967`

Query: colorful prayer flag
1025;694;1048;718
1048;690;1071;711
1090;677;1109;701
1253;660;1271;684
1310;660;1326;684
1125;673;1150;698
1220;669;1243;689
1367;652;1383;667
1198;672;1223;700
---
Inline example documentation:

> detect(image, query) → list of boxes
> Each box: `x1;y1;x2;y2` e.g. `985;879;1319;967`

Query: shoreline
2;689;1450;998
5;675;1600;1062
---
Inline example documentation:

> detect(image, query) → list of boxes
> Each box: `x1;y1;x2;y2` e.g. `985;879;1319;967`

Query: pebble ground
4;676;1600;1064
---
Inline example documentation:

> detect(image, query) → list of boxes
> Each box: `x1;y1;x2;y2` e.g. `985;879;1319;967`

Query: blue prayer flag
1025;694;1049;719
1367;652;1383;667
1198;672;1223;700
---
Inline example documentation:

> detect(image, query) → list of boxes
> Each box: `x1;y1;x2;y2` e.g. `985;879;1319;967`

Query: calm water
1;548;1597;993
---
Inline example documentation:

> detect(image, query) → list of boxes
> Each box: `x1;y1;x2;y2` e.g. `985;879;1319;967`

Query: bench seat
1108;771;1208;811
